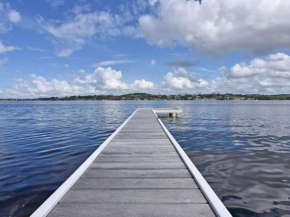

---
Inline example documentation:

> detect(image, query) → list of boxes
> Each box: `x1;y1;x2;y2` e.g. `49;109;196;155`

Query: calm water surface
0;101;290;217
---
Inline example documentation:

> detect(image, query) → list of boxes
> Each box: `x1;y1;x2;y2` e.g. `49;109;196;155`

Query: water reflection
165;101;290;217
0;101;290;217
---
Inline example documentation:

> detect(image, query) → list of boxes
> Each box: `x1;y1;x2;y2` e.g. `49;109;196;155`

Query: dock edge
30;109;140;217
152;109;232;217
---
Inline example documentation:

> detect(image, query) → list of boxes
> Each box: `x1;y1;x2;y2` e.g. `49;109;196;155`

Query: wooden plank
60;189;207;204
73;178;198;189
103;147;176;152
101;152;179;157
120;128;164;132
121;124;160;126
83;169;192;178
109;139;172;146
114;135;168;139
117;132;166;136
49;204;215;217
95;156;182;163
120;126;164;129
108;144;173;148
90;163;186;169
119;130;165;134
120;127;163;131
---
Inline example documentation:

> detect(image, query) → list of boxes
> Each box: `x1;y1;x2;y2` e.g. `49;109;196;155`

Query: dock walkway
31;108;231;217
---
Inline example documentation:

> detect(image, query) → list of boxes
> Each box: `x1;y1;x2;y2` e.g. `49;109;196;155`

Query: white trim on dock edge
153;110;232;217
30;109;140;217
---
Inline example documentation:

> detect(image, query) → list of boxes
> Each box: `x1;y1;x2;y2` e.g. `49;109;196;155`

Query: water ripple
164;101;290;217
1;101;290;217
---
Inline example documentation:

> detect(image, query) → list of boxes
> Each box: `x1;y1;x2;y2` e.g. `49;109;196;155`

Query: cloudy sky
1;0;290;98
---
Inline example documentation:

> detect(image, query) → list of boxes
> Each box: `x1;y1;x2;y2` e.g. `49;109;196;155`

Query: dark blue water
0;101;290;217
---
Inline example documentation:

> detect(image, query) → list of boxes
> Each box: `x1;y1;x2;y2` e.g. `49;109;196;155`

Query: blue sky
1;0;290;98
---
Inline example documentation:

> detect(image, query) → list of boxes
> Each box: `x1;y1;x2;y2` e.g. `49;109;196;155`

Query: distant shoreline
1;93;290;101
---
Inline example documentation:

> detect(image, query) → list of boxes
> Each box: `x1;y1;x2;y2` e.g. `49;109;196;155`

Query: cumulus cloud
3;53;290;97
139;0;290;56
133;79;154;89
93;67;129;90
0;41;20;54
150;59;155;66
212;53;290;94
229;63;265;79
163;68;209;90
4;75;73;97
228;53;290;79
26;76;70;94
1;67;130;97
0;2;21;33
166;57;199;67
1;66;157;98
91;60;133;67
8;10;21;23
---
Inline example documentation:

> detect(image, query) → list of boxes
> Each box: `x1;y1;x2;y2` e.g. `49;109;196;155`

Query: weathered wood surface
48;108;216;217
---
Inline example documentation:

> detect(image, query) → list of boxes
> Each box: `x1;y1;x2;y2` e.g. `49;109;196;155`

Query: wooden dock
31;108;232;217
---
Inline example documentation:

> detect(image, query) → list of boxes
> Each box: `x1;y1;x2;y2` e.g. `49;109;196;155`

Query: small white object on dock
153;108;182;118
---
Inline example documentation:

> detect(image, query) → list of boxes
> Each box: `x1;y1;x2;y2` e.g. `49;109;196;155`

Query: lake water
0;101;290;217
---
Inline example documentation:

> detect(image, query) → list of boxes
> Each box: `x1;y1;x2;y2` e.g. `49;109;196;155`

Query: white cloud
228;53;290;79
133;79;154;89
78;69;85;74
229;63;265;79
47;0;65;9
51;79;72;93
27;75;73;95
70;4;91;15
93;67;129;90
0;41;20;54
63;64;69;68
31;75;54;93
212;53;290;94
91;60;133;68
39;11;125;56
38;1;149;57
150;59;155;66
3;53;290;97
8;10;21;23
163;68;209;90
27;47;46;52
0;2;21;33
138;0;290;56
0;66;158;98
198;68;216;73
57;48;74;57
0;57;8;66
148;0;158;6
71;67;130;92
